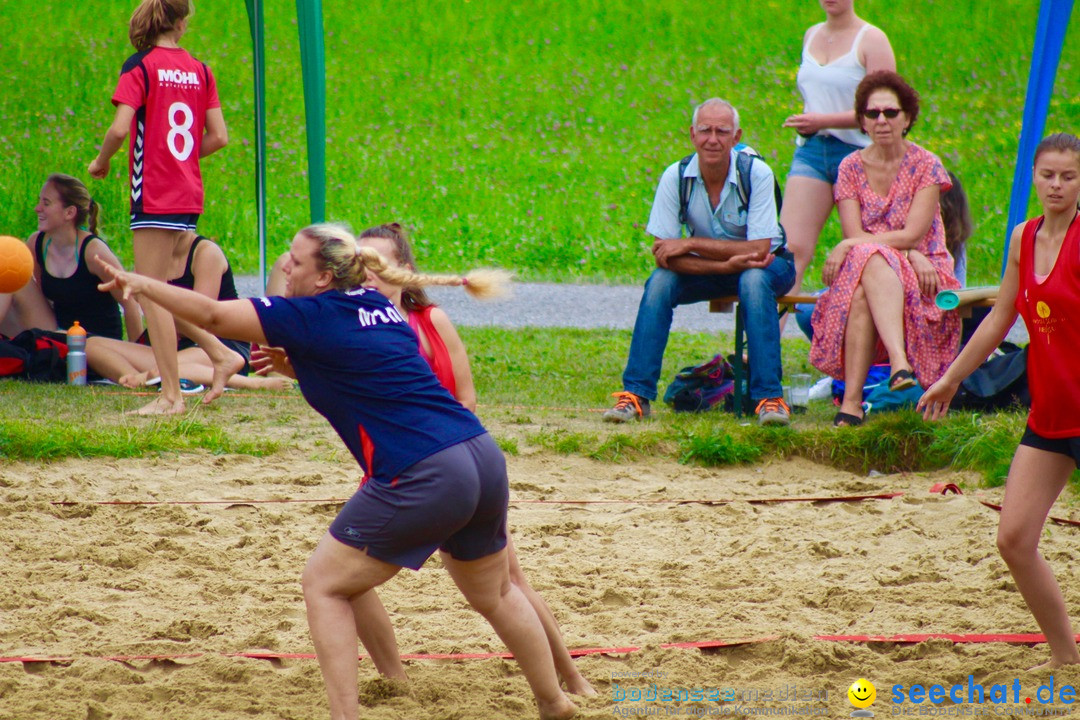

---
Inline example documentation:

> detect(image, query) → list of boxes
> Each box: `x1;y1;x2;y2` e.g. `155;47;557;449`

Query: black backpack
676;147;786;247
953;344;1030;411
0;330;68;383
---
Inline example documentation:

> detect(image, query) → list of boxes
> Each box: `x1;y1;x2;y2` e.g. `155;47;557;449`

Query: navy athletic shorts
130;212;199;231
1019;425;1080;468
329;433;508;570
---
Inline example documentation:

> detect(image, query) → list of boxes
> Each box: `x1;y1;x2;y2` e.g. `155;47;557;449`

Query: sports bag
663;354;735;413
0;329;68;383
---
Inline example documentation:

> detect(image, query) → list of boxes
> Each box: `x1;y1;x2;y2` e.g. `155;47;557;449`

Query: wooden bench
708;295;820;417
709;288;999;417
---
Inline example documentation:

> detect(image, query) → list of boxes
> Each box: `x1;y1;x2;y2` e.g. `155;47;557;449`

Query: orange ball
0;235;34;294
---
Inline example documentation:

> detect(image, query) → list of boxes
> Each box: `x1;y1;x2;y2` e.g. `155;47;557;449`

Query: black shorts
136;332;251;375
329;433;508;570
1019;426;1080;467
130;212;199;231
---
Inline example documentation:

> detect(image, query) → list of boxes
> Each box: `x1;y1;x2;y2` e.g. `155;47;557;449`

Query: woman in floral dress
810;71;959;426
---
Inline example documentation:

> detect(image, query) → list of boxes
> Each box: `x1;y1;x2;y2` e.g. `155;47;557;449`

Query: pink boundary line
4;633;1069;666
48;492;904;507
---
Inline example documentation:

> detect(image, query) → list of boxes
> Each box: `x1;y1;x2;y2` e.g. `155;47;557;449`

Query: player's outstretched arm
95;258;268;347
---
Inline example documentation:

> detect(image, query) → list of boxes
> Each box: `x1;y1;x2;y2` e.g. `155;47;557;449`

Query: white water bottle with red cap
66;321;87;385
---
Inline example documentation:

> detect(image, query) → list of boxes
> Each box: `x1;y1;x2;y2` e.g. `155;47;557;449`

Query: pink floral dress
809;143;960;385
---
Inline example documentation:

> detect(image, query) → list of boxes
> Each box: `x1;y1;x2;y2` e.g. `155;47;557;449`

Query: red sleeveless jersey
112;47;221;215
1016;213;1080;437
408;305;458;397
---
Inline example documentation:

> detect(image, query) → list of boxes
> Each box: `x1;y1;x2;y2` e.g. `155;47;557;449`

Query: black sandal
833;411;864;427
888;369;916;392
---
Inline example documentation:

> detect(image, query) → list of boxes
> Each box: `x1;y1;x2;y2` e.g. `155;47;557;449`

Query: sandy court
3;443;1080;719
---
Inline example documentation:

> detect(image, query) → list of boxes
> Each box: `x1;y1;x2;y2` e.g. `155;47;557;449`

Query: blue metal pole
1002;0;1074;276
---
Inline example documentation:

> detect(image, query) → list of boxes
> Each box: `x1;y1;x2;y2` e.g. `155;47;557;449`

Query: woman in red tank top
355;224;595;696
920;133;1080;669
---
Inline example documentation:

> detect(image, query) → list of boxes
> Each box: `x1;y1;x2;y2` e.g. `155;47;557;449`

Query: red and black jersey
1017;213;1080;438
112;46;221;215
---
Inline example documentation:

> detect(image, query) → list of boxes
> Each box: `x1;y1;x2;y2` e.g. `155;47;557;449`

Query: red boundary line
49;492;904;508
4;633;1068;666
815;633;1059;644
929;483;1080;528
0;637;776;665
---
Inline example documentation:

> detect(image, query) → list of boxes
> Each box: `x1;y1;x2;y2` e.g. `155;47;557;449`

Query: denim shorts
329;433;508;570
1019;426;1080;467
130;212;199;231
788;134;863;185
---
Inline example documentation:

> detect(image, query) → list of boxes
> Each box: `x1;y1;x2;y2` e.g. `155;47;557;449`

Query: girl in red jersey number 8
89;0;236;416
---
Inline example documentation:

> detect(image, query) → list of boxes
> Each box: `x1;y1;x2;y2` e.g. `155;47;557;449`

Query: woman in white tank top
781;0;895;296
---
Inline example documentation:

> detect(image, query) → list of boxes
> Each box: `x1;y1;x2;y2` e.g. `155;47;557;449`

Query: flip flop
833;411;864;427
888;369;916;392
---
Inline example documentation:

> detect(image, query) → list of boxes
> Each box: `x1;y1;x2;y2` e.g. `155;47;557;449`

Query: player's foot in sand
563;675;597;697
202;348;245;404
1028;657;1080;672
539;695;577;720
127;395;185;416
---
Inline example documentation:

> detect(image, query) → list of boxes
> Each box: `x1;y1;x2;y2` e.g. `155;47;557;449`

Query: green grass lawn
0;328;1053;489
1;1;1077;284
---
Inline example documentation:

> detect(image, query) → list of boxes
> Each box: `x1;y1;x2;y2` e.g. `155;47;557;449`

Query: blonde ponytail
355;246;512;300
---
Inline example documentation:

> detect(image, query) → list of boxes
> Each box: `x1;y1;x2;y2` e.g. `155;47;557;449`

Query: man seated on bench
603;98;796;426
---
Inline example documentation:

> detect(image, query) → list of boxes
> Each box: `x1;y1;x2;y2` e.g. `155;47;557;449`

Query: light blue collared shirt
646;149;784;253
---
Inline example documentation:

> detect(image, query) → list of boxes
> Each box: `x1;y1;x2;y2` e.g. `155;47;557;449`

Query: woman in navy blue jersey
96;223;577;720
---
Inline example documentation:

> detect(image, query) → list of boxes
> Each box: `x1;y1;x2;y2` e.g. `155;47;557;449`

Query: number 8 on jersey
112;46;222;216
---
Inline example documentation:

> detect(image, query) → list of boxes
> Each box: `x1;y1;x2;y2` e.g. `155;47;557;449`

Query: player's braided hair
301;223;512;300
129;0;192;51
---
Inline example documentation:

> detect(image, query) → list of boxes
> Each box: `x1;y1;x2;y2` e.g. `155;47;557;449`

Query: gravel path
234;276;1029;342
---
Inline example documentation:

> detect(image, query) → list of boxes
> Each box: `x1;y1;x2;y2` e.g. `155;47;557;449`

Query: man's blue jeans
621;252;796;402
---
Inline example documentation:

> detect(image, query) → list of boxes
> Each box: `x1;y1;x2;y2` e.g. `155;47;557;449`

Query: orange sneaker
755;397;791;426
602;391;651;423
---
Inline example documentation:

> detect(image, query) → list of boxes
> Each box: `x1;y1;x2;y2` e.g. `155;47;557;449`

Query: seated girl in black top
0;174;142;340
86;231;291;392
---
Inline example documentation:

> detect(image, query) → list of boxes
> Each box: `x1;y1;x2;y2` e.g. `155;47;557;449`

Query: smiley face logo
1037;301;1051;319
848;678;876;709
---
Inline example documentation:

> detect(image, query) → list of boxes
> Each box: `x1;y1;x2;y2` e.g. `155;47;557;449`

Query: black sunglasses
864;108;902;120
